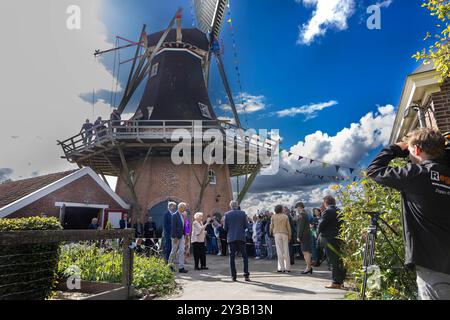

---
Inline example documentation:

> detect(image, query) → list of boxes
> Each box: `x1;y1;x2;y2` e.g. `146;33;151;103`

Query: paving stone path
164;255;348;300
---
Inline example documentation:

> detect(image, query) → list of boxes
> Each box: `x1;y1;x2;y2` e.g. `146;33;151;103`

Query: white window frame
198;102;212;119
208;170;217;185
151;63;159;78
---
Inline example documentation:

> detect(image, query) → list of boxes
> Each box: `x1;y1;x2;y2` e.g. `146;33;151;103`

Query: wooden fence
0;229;135;299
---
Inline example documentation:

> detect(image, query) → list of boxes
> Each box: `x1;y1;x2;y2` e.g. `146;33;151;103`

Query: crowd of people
79;109;121;146
86;127;450;299
159;197;346;289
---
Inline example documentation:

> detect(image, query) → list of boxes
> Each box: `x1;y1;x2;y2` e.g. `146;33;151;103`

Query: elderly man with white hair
168;202;189;273
191;212;209;270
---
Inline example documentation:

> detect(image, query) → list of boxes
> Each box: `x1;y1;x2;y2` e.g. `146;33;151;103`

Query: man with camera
367;128;450;300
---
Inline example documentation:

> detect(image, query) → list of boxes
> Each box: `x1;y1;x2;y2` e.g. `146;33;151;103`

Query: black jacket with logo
318;205;341;239
367;145;450;274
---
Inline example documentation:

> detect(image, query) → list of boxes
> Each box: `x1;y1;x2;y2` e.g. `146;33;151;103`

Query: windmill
58;0;277;232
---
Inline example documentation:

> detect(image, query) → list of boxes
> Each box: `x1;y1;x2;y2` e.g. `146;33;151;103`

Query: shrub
334;162;417;300
57;243;176;297
0;217;62;300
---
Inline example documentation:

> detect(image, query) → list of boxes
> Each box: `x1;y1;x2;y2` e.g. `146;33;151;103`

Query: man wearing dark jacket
318;196;346;289
367;128;450;300
163;202;177;263
168;202;188;273
224;200;250;282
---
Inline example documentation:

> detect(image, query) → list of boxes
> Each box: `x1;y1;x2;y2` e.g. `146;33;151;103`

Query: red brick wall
430;79;450;133
115;157;233;223
9;175;125;219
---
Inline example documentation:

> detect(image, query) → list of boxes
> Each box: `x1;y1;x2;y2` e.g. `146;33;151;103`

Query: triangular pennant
335;165;340;172
288;152;293;157
349;168;355;174
298;156;303;161
309;159;314;164
353;176;357;182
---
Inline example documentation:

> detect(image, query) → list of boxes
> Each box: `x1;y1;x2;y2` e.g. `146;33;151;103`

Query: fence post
122;236;134;299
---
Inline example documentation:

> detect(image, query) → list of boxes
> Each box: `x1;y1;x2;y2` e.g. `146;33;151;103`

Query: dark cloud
0;168;13;182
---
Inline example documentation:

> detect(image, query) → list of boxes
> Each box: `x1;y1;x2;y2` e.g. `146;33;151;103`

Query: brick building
390;63;450;144
0;167;129;229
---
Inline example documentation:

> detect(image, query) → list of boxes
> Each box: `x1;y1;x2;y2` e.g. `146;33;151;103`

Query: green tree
333;160;417;299
413;0;450;81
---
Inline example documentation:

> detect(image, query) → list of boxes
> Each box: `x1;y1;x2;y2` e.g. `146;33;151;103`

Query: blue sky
95;0;434;157
0;0;439;208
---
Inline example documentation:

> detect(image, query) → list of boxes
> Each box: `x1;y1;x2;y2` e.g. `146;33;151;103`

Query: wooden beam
237;164;262;204
133;147;152;187
118;146;141;222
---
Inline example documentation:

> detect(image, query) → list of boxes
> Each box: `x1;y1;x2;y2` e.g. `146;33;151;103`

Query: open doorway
63;207;101;230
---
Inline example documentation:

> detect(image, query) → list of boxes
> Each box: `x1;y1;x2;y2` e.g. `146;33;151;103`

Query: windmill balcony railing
59;120;278;159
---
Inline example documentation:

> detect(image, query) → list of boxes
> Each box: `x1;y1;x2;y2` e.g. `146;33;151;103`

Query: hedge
0;217;62;300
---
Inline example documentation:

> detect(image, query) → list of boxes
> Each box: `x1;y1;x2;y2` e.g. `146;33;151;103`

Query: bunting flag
322;163;329;169
227;18;232;23
276;164;364;183
349;168;355;174
335;165;340;173
298;156;303;161
310;159;314;164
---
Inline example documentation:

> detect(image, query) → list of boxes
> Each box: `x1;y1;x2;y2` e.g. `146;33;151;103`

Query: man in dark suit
119;213;131;229
163;202;177;262
318;195;346;289
224;200;250;282
168;202;188;273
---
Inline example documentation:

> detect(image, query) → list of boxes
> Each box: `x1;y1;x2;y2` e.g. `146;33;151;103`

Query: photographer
367;128;450;300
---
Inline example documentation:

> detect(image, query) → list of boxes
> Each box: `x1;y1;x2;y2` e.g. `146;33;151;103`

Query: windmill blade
194;0;229;41
214;51;241;128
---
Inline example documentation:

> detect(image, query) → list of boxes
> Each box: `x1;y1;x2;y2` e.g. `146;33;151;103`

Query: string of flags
226;0;249;127
280;166;361;182
278;148;363;182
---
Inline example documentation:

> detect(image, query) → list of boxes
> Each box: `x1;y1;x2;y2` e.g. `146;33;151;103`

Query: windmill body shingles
136;29;216;121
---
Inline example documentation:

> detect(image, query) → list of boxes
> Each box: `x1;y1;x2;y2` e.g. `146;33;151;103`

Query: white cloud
275;100;338;119
241;185;337;213
0;0;118;180
376;0;393;8
241;104;396;209
220;93;266;114
297;0;355;45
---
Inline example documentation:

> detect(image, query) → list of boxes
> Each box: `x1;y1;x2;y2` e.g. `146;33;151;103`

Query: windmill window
198;102;212;119
208;170;217;185
151;63;159;78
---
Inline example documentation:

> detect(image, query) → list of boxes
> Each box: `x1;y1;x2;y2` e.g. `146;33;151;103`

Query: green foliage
333;160;417;300
0;217;62;300
57;243;176;296
413;0;450;81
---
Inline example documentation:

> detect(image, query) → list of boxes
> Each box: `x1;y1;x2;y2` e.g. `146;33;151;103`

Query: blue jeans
265;234;274;259
229;241;249;279
207;236;218;254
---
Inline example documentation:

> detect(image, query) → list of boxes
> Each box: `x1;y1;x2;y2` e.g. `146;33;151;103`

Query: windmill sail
194;0;229;40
